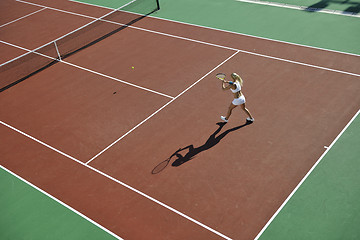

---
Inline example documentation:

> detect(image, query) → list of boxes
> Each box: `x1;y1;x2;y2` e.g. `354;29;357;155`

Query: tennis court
1;0;360;239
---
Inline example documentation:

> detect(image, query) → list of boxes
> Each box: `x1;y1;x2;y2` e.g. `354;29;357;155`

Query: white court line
16;0;108;19
0;41;38;67
86;50;240;164
0;165;124;240
1;120;79;161
0;40;174;99
0;118;233;240
254;108;360;240
12;0;360;78
69;0;360;57
0;7;47;28
235;0;360;18
69;0;115;10
63;61;174;99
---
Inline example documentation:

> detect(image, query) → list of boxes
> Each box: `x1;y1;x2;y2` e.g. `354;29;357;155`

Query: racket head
151;159;170;174
216;73;226;81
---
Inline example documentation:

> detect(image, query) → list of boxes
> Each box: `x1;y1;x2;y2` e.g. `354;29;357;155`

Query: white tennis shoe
220;116;228;122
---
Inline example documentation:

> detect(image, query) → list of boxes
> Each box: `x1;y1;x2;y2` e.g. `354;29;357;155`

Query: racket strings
216;73;226;80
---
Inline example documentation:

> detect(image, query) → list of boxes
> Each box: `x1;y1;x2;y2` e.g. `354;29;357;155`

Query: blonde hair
231;73;243;86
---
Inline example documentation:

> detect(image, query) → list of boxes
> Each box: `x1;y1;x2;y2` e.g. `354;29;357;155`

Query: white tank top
230;81;241;93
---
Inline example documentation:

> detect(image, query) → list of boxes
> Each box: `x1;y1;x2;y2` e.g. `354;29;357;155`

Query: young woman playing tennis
220;72;254;123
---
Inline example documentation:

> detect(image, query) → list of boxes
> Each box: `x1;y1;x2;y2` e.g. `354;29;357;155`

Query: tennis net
0;0;160;92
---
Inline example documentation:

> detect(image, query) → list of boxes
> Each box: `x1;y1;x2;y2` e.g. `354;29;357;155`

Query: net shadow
0;0;159;92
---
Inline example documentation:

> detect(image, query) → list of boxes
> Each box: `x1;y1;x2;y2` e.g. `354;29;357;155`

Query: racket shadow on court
151;121;252;174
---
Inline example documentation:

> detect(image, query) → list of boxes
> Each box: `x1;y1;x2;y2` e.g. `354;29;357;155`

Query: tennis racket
216;73;226;81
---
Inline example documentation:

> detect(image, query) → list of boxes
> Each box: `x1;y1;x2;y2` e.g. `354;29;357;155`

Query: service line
86;50;240;164
0;40;174;99
0;7;47;28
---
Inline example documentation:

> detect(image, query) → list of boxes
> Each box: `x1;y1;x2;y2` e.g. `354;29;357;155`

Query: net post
54;41;62;61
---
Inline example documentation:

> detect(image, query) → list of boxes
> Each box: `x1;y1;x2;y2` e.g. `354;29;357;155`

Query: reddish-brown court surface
1;0;360;239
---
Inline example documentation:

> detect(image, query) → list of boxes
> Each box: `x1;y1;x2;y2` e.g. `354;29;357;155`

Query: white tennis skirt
232;95;246;105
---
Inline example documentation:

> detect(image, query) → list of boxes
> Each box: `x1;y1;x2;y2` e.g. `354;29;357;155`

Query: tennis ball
131;66;134;69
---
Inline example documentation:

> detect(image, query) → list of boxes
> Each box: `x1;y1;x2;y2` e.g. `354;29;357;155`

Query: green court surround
2;0;359;239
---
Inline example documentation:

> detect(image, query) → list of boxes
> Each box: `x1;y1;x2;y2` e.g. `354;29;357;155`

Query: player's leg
241;103;254;121
221;103;237;122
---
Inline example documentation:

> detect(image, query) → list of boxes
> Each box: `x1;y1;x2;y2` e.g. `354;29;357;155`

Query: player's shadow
170;121;252;167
